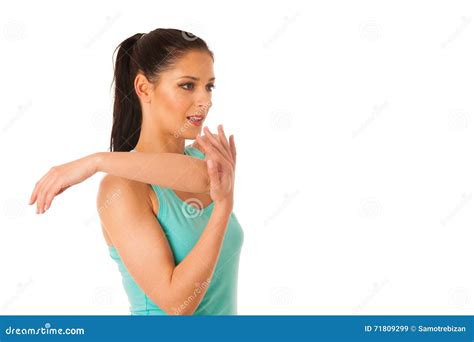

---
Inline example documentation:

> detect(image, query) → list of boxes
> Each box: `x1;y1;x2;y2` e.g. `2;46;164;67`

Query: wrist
90;152;103;173
214;198;233;213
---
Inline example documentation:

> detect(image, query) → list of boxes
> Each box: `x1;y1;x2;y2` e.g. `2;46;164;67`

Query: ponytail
110;33;143;152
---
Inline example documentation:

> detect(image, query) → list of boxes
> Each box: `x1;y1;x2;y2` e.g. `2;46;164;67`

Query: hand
29;154;99;214
196;125;236;207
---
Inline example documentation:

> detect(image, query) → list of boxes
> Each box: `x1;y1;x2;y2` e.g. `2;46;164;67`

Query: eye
179;82;195;90
179;82;215;92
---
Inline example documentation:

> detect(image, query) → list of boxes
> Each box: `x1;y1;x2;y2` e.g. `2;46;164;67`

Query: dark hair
110;28;214;152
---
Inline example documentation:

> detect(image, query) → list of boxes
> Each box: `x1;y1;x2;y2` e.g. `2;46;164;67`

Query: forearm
93;152;209;194
168;201;233;315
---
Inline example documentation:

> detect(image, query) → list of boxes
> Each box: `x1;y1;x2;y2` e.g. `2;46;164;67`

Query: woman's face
138;50;215;139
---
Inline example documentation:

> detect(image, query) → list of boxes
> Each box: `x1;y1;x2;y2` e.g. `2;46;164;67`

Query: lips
186;116;204;126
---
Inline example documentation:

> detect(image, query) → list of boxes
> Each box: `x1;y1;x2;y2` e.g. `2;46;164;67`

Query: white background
1;0;474;315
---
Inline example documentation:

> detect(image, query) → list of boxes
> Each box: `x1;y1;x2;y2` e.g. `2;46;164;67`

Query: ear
134;73;153;103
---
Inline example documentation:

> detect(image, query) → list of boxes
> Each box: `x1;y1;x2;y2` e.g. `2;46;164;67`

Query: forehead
164;50;214;80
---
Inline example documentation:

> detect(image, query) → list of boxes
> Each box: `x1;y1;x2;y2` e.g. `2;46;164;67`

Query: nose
196;92;212;111
198;100;212;112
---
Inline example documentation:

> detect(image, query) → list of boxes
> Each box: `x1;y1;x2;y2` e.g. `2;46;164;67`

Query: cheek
157;88;193;118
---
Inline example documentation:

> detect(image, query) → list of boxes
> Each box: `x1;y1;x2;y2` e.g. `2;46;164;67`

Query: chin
173;123;203;139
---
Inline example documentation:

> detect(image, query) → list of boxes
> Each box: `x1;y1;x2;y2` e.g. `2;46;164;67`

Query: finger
197;135;229;167
203;127;232;161
199;140;233;179
217;125;232;161
37;176;56;214
43;179;63;212
44;182;72;212
196;134;224;160
37;187;47;214
203;126;231;161
43;180;67;212
229;134;236;165
203;127;225;156
29;183;39;205
29;172;50;205
35;179;48;213
43;191;56;212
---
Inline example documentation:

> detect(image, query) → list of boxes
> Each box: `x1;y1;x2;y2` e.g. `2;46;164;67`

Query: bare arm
94;150;209;194
98;175;232;315
29;126;231;216
30;143;210;214
99;125;236;315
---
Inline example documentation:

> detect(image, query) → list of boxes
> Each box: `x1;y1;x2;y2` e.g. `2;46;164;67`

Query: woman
28;28;244;315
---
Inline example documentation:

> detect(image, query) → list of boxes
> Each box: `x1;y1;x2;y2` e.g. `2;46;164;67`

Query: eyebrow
177;76;215;81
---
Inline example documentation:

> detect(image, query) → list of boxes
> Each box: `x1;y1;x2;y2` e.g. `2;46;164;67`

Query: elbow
160;299;197;316
165;290;200;315
160;286;200;315
201;174;210;194
150;283;199;315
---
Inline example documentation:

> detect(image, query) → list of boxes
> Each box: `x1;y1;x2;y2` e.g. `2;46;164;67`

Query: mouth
186;116;205;126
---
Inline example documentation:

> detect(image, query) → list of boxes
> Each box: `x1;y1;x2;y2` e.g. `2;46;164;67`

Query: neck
134;127;185;154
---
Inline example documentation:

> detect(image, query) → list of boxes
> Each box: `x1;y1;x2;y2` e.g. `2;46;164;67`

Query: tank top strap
129;145;205;221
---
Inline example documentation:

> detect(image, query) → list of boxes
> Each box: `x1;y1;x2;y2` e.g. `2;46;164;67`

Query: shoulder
97;175;157;217
189;141;206;157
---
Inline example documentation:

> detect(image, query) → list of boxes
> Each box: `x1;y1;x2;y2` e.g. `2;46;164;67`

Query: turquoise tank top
108;144;244;315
